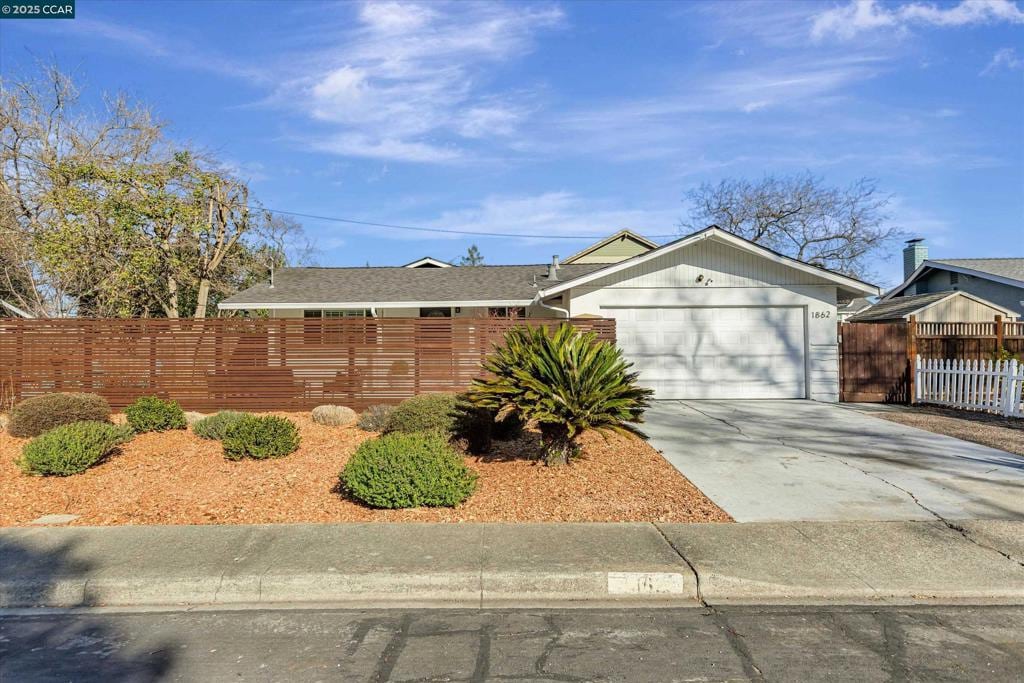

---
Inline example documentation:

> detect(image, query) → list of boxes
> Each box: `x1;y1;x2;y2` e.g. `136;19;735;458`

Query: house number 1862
812;311;831;319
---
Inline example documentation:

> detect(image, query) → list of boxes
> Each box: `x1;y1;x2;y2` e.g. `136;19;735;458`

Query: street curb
4;521;1024;610
0;570;699;610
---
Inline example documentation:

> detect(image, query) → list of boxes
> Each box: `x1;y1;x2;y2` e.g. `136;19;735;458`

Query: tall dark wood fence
0;317;615;411
839;316;1024;403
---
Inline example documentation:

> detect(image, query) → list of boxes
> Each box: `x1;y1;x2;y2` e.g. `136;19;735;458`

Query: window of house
488;306;526;318
303;310;322;318
419;307;452;318
323;309;369;318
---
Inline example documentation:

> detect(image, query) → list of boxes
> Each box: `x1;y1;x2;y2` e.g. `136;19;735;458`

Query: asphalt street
2;605;1023;682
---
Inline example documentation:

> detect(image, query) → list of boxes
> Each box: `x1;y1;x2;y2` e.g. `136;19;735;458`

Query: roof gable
563;230;658;264
849;290;1016;322
883;258;1024;300
541;227;879;297
403;256;451;268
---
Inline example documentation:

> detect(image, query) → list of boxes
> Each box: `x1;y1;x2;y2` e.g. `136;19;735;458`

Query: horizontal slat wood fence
840;315;1024;404
0;317;615;411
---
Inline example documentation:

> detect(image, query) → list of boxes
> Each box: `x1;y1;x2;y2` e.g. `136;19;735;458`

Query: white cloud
541;56;885;161
417;192;679;242
812;0;1024;41
276;1;563;163
314;134;463;164
981;47;1024;74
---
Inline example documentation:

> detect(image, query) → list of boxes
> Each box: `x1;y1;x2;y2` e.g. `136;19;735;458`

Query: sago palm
468;323;653;465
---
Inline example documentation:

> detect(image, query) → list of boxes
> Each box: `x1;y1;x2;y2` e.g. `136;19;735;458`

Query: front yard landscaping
0;410;729;525
874;405;1024;457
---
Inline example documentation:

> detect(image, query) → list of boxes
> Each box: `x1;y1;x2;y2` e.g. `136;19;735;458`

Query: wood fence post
907;315;918;405
995;314;1004;352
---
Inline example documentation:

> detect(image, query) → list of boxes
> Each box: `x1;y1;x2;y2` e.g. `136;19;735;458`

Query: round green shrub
124;396;187;433
8;392;111;438
222;415;300;460
357;404;394;432
383;393;459;435
341;432;477;509
18;421;132;476
192;411;249;440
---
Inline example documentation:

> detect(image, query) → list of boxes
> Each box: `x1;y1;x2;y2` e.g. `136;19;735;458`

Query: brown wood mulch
873;405;1024;457
0;413;731;526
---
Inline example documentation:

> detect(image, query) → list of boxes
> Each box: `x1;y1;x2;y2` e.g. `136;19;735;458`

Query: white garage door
605;306;806;399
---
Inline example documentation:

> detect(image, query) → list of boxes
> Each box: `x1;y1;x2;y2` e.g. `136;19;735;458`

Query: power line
257;205;678;241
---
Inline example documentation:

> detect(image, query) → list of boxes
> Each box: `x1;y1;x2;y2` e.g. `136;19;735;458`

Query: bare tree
1;65;309;318
682;172;902;279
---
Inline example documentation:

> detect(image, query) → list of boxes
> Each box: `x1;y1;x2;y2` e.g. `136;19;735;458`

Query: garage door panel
603;306;806;400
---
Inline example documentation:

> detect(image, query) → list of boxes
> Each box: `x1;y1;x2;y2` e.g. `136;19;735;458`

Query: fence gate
839;322;909;403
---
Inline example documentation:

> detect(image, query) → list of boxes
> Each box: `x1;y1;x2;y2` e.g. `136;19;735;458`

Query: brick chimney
903;238;927;280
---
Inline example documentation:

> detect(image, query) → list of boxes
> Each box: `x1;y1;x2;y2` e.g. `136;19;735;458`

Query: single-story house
220;226;879;401
847;290;1017;323
882;238;1024;317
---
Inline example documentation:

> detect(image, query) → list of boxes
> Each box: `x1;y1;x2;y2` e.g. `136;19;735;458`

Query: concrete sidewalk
2;521;1023;609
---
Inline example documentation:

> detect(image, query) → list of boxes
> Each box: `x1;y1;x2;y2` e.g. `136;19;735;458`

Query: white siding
915;296;1011;323
566;236;841;402
580;237;829;290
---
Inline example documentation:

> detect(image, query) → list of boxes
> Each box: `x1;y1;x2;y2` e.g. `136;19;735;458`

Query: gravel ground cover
874;405;1024;456
0;413;730;526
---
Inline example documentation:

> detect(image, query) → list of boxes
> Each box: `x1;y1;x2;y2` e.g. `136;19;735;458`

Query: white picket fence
915;355;1024;417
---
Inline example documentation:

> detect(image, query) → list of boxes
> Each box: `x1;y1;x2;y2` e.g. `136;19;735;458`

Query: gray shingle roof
220;263;607;307
838;297;873;313
929;258;1024;284
847;292;954;322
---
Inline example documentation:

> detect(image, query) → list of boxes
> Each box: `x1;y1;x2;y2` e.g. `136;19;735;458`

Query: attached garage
607;305;806;399
536;227;879;403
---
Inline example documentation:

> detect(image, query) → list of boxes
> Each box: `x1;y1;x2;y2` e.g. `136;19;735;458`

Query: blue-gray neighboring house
880;238;1024;318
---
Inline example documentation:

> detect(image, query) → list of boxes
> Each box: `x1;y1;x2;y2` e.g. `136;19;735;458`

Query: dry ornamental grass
0;412;731;526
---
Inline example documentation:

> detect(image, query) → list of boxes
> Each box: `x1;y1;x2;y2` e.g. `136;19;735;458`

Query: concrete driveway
645;400;1024;522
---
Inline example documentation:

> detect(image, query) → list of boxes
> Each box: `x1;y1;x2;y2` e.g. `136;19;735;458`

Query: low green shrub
357;404;394;432
8;393;111;438
124;396;186;433
340;432;477;509
222;415;300;460
192;410;248;440
18;421;132;476
383;392;459;435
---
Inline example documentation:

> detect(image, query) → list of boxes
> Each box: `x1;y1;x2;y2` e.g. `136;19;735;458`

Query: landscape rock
312;405;358;427
0;413;8;432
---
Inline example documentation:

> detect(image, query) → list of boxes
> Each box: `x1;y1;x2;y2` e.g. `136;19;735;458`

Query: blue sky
1;0;1022;286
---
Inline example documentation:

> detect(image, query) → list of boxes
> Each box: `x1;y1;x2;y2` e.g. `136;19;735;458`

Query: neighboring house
562;229;658;264
882;238;1024;317
837;297;873;321
220;226;879;401
847;291;1016;323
